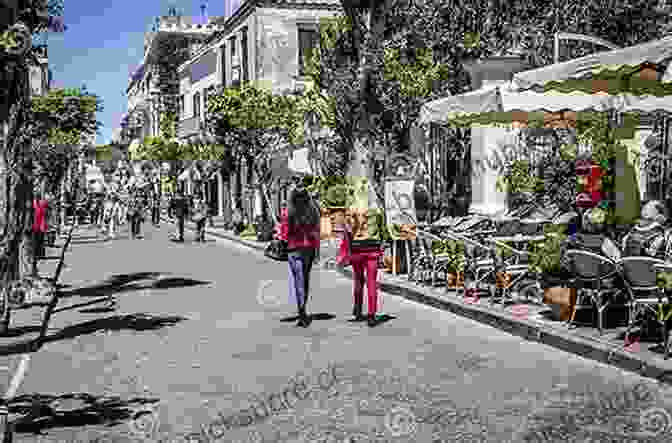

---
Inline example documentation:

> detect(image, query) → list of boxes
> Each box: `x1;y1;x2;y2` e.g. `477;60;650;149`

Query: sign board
385;179;416;240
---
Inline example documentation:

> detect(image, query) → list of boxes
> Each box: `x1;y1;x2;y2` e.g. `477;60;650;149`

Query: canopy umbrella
512;35;672;91
418;86;622;127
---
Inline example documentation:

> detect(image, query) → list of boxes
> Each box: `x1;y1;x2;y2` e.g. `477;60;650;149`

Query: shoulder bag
264;239;289;262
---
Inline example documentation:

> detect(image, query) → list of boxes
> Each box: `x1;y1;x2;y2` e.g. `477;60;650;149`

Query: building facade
120;7;225;149
176;0;341;222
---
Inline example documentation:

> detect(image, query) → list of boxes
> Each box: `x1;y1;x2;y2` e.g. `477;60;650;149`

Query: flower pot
446;272;465;288
384;255;400;273
543;286;577;321
495;271;512;289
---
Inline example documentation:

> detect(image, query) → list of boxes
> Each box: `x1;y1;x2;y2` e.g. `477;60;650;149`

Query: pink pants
350;249;380;315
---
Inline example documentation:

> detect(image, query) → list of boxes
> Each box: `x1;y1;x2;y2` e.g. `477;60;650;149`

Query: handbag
264;239;288;261
336;232;352;267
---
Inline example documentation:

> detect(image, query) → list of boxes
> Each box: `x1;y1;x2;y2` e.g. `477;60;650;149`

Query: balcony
177;116;202;139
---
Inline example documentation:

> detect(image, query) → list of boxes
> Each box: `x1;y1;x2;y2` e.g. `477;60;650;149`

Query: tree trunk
0;61;34;334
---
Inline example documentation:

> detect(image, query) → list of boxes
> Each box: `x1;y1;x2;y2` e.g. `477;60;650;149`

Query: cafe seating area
386;204;672;359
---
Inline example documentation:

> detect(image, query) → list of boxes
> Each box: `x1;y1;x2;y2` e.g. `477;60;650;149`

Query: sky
46;0;234;145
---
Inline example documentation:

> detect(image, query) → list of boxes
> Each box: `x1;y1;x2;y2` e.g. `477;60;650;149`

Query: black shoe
367;314;378;327
352;305;366;321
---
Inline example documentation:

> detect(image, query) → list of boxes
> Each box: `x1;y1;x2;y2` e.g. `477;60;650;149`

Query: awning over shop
512;35;672;91
418;86;621;126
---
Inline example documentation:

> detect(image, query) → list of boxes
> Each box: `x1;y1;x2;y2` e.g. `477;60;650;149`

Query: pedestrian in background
32;189;49;276
151;190;161;226
278;186;321;327
170;189;189;242
127;190;144;239
192;196;208;242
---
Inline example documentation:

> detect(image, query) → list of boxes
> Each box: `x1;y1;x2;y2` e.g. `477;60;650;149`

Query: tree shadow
0;313;186;357
280;313;336;322
60;272;167;298
8;392;159;435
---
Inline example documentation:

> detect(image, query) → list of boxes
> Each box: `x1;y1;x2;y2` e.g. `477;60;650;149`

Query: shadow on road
8;392;159;434
280;313;336;322
61;272;211;299
0;313;186;356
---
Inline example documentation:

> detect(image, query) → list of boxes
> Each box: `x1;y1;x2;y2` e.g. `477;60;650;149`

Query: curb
171;217;672;385
335;266;672;385
160;217;268;252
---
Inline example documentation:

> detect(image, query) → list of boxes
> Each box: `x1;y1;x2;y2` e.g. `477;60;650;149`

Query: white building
121;6;226;148
176;0;341;219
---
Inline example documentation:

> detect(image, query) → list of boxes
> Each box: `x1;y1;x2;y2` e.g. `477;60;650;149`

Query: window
241;28;249;82
298;28;319;76
193;92;201;119
220;44;226;86
230;36;239;84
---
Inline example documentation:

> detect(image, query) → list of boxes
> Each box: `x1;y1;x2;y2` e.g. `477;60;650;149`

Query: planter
543;286;577;321
495;271;512;289
384;255;400;273
446;272;465;288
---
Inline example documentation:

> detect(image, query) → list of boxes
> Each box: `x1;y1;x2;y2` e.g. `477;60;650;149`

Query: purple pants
288;248;316;307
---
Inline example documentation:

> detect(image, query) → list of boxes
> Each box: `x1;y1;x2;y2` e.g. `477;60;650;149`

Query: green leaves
131;136;184;161
30;87;102;145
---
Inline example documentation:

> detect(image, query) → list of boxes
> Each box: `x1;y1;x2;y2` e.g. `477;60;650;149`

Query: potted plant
239;223;257;240
528;226;576;321
323;183;353;233
440;239;465;289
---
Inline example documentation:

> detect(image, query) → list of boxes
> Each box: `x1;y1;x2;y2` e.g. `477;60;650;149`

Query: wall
254;8;339;92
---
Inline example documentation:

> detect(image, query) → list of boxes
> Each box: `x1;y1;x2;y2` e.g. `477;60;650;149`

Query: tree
30;87;102;196
324;0;671;213
0;0;65;332
207;83;297;224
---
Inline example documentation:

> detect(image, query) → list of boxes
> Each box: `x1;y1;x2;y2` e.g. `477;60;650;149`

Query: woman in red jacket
278;186;321;327
32;190;49;275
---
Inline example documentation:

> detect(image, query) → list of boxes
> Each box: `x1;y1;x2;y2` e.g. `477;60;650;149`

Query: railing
177;116;201;139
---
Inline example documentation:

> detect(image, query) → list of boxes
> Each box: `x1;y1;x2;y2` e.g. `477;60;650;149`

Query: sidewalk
175;216;672;385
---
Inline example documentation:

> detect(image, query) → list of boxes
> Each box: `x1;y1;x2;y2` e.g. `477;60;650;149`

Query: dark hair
287;188;319;230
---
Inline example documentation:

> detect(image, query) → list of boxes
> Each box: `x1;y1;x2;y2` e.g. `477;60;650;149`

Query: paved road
6;221;672;442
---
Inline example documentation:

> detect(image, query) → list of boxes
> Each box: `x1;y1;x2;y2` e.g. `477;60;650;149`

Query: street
3;221;672;442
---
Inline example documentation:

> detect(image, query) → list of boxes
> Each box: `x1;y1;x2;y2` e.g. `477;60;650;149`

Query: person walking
32;190;49;276
127;190;144;239
192;196;208;242
346;187;388;327
151;191;161;226
278;186;321;327
170;189;189;242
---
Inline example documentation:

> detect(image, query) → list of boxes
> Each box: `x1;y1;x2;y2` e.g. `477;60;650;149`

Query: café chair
620;257;671;358
563;249;623;334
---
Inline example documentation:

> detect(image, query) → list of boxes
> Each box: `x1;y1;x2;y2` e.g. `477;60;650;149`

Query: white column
217;170;224;216
462;56;530;216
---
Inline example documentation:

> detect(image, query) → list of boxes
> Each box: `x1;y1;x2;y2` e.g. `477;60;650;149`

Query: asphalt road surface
7;222;672;442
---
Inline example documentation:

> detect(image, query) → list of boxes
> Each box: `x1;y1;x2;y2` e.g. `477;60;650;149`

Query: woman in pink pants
348;209;387;327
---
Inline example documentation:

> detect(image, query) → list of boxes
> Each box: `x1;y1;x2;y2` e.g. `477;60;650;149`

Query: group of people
277;184;385;328
563;200;672;264
167;189;209;242
93;186;160;240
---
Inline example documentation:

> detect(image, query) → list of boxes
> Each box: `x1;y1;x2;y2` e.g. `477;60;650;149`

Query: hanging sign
385;179;416;240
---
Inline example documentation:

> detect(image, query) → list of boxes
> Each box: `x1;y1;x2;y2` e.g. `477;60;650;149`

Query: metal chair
409;236;433;283
563;249;622;334
619;257;671;357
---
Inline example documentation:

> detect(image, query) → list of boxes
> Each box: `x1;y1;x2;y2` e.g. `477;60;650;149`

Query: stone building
120;6;226;149
176;0;341;222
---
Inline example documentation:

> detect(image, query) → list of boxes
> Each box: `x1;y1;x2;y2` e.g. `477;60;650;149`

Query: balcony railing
177;116;201;139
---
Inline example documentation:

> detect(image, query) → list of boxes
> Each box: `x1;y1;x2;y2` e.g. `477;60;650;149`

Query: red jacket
33;199;48;233
277;207;320;250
